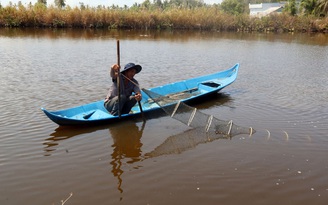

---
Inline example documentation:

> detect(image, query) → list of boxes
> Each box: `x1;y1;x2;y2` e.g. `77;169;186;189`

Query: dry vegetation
0;3;327;33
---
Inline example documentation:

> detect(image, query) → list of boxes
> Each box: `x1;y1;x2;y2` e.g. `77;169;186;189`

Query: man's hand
135;93;142;101
111;64;120;78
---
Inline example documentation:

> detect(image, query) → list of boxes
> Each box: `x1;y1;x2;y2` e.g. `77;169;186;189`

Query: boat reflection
42;92;242;197
43;117;250;198
43;124;111;156
107;118;252;195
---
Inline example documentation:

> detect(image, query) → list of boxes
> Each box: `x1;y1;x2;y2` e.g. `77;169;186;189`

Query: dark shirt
106;74;140;100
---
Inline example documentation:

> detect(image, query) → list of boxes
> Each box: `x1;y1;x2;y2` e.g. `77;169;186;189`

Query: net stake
205;115;213;132
187;108;197;126
227;120;233;135
171;101;181;118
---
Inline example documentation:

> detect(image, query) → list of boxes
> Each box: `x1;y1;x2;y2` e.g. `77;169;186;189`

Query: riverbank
0;5;327;33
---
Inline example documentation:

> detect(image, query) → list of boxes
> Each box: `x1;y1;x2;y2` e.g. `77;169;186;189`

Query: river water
1;28;328;205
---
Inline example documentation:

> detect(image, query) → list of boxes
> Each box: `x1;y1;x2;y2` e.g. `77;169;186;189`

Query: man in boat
104;63;142;116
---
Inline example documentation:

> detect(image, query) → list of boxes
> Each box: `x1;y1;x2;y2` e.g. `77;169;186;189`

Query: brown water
1;28;328;205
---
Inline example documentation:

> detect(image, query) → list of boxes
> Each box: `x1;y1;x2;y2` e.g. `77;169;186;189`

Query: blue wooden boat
41;63;239;126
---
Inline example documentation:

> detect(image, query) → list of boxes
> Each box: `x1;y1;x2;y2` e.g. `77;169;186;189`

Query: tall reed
0;3;327;32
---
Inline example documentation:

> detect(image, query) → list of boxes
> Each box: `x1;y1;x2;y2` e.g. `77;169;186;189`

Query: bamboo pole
117;40;121;118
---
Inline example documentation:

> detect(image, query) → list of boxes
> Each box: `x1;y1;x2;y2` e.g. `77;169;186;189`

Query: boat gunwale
41;64;239;126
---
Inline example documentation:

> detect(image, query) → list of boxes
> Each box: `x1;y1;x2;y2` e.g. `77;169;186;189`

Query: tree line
21;0;327;17
0;0;327;32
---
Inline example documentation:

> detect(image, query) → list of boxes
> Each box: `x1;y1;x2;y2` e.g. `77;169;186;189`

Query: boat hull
41;64;239;126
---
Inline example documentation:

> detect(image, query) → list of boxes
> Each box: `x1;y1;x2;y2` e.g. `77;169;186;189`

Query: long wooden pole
117;40;145;121
117;40;121;118
138;100;145;121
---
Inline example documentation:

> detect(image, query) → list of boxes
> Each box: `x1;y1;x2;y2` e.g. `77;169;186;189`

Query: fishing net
142;88;254;137
142;88;255;158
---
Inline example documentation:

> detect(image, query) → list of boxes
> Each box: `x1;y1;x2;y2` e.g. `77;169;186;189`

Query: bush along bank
0;4;327;33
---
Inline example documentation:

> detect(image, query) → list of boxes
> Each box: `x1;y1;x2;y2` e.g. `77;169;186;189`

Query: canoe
41;63;239;126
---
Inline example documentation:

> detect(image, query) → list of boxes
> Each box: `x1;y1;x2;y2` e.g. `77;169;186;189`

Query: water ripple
1;31;328;205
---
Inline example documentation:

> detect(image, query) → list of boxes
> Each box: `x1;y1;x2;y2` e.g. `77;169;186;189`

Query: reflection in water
43;125;109;156
42;93;244;196
42;92;250;199
145;124;251;158
1;27;327;46
108;117;251;196
145;128;227;158
43;116;250;197
43;128;81;156
109;121;145;194
42;92;247;199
